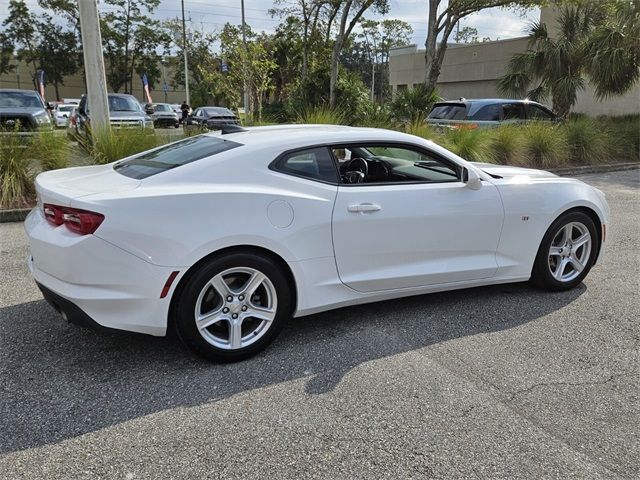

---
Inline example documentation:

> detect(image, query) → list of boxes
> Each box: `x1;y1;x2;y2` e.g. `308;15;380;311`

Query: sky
0;0;540;46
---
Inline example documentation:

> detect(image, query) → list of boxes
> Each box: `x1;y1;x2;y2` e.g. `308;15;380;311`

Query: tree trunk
54;81;60;101
424;0;440;92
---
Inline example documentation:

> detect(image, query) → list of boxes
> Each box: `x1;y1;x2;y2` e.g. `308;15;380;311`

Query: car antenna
220;125;248;134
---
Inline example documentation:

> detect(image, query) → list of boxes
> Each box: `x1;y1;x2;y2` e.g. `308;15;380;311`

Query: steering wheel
343;157;369;184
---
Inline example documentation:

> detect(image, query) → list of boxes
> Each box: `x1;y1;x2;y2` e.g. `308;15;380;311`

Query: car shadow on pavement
0;281;585;454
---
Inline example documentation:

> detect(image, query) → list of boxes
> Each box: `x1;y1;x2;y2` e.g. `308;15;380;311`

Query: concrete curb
550;162;639;176
1;163;638;223
0;208;31;224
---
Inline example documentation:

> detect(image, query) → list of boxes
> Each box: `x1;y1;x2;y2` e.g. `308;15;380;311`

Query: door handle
348;203;381;213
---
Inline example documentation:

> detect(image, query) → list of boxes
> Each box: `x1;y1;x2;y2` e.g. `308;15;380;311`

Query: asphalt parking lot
0;169;638;479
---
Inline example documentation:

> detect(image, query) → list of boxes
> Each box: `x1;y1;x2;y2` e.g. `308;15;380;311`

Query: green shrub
441;127;495;163
404;119;441;141
563;117;607;164
522;122;568;168
354;102;395;129
83;128;166;164
0;134;34;208
32;130;70;171
295;105;347;125
599;114;640;160
490;125;525;165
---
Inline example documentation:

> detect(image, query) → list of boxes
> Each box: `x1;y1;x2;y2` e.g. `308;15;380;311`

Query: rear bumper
37;281;121;333
25;208;179;336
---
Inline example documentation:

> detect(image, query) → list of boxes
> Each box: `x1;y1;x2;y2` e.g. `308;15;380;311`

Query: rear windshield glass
113;135;242;179
428;103;467;120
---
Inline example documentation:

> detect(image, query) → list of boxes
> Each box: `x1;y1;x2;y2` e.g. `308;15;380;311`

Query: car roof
0;88;40;94
207;124;418;148
435;98;544;106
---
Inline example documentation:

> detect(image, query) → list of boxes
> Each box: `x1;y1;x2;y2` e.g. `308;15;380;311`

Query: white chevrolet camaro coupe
25;125;610;361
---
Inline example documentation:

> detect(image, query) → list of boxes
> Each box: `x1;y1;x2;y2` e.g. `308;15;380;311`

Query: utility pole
77;0;110;132
241;0;249;120
181;0;190;105
363;30;375;102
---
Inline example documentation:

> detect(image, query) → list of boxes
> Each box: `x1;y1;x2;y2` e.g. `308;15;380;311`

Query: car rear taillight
43;203;104;235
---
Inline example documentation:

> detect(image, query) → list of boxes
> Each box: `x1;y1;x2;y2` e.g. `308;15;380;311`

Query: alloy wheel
194;267;277;350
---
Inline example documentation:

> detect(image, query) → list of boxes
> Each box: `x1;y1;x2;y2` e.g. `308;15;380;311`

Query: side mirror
463;167;482;190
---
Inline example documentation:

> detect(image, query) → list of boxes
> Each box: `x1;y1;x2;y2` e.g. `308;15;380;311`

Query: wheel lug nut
223;307;229;313
241;305;248;311
232;313;238;319
226;296;233;302
238;295;244;301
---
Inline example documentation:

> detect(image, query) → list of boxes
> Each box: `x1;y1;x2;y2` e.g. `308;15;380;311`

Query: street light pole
77;0;110;132
181;0;190;105
241;0;249;119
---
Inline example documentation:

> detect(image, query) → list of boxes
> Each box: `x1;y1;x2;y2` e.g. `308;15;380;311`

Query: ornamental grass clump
83;127;165;165
295;105;348;125
563;117;607;164
522;122;568;168
490;125;525;165
441;126;495;163
404;119;440;141
32;130;70;171
0;129;71;208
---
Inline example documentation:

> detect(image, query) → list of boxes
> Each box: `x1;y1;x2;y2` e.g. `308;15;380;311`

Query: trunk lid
35;164;140;206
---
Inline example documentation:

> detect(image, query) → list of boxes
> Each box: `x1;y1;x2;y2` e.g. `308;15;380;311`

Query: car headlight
34;111;51;125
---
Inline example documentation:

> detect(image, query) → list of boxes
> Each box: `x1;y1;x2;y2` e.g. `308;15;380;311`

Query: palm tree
583;0;640;100
498;3;600;118
498;1;638;118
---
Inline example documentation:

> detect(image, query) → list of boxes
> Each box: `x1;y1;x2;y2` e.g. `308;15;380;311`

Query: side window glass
528;105;554;120
332;145;460;185
274;147;338;183
503;103;525;120
471;104;501;121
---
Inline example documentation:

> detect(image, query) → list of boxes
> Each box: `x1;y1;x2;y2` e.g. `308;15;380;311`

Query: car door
331;143;504;293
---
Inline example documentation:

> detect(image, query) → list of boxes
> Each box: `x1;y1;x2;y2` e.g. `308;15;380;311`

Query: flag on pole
141;73;153;103
37;69;45;102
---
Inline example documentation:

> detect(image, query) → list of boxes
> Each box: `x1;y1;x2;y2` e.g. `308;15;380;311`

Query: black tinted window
274;147;338;183
114;135;242;179
527;104;554;120
503;103;526;120
428;103;467;120
471;104;501;121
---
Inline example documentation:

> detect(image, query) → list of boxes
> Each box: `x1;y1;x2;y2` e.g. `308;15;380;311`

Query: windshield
0;91;45;108
153;104;171;112
108;95;142;112
428;103;467;120
58;105;75;112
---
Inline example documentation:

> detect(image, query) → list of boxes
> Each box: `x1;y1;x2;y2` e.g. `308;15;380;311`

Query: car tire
173;252;292;362
531;211;599;291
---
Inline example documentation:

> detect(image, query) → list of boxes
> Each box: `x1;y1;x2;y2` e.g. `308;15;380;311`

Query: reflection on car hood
109;111;146;119
471;162;557;179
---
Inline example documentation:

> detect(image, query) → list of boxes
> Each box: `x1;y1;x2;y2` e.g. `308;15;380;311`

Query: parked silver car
53;104;76;128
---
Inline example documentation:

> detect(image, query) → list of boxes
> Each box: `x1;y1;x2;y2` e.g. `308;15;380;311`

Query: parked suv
70;93;153;140
148;102;180;128
0;89;52;133
426;98;558;129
